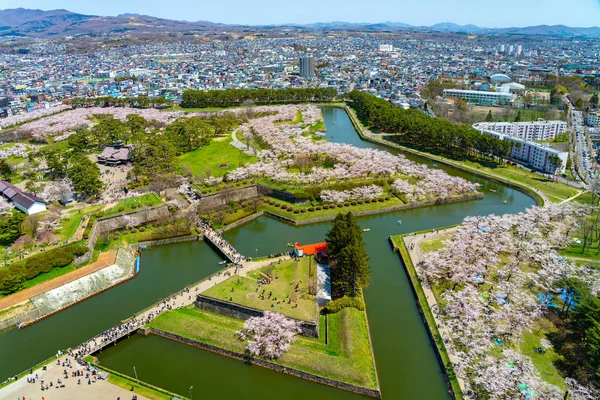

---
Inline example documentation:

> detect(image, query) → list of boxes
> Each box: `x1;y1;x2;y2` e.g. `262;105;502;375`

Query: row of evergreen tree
182;88;337;108
66;96;174;109
347;91;512;160
325;212;370;299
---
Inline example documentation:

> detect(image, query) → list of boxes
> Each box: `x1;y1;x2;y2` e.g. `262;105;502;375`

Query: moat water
0;107;536;399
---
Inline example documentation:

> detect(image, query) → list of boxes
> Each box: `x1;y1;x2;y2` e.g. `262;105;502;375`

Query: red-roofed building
294;242;327;257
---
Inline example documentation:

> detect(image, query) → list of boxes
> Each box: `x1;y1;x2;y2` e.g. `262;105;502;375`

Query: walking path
559;190;586;204
0;354;149;400
345;107;557;206
0;250;117;312
71;255;289;358
402;228;473;398
230;129;256;156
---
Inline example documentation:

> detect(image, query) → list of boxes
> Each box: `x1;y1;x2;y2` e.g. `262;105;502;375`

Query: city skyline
2;0;600;28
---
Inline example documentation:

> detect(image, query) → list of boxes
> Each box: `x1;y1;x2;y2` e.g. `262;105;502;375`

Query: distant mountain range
1;8;599;38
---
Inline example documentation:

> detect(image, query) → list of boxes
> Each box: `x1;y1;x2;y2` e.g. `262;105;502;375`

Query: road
568;97;594;186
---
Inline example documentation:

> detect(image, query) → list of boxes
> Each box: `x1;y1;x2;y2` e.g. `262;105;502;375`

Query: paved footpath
1;255;290;400
403;228;474;398
74;255;291;357
0;250;117;312
0;354;149;400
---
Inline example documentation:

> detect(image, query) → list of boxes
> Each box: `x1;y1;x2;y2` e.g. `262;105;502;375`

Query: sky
3;0;600;27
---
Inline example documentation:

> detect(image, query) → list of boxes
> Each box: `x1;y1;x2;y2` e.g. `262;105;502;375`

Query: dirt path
402;228;472;397
0;250;117;311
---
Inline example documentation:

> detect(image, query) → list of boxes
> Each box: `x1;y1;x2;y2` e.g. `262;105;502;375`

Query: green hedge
0;244;88;294
323;295;365;314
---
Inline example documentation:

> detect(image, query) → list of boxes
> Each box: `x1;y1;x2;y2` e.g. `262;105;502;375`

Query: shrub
275;203;281;208
322;205;329;210
118;206;125;212
337;204;343;208
316;206;322;210
358;200;364;204
294;210;300;214
308;207;315;211
351;201;357;206
323;296;365;314
378;198;384;202
131;228;138;233
385;196;390;201
131;204;138;209
301;208;306;213
344;202;350;207
139;227;146;232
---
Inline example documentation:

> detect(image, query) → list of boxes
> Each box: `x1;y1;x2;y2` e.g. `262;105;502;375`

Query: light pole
133;366;138;384
189;385;193;400
255;244;258;259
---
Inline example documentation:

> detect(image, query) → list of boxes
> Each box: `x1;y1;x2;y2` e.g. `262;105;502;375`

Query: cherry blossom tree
0;197;13;214
237;312;301;359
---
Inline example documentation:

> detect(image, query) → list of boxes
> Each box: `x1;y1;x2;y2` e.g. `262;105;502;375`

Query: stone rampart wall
96;204;169;234
131;235;201;251
195;294;318;338
199;186;259;210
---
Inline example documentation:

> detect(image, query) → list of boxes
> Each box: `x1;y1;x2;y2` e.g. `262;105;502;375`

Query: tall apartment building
473;123;568;174
300;55;315;79
474;121;567;141
443;89;513;106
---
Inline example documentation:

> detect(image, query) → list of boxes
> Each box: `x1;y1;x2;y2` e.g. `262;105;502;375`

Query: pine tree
326;212;371;298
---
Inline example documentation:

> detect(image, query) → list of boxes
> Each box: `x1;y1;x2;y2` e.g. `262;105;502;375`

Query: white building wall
473;125;568;174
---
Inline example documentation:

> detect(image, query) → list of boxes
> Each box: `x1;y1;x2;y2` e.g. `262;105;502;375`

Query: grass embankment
102;193;163;217
203;258;316;322
149;306;378;389
259;197;405;222
345;106;579;204
177;138;258;177
390;234;463;399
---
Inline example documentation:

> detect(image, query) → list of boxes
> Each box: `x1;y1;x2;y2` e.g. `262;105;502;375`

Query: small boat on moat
363;228;371;232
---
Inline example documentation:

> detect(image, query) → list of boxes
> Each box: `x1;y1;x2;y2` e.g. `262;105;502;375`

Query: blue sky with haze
3;0;600;27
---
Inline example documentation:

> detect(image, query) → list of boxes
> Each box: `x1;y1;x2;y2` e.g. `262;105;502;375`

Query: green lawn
149;306;378;389
177;138;258;177
308;120;326;131
38;140;71;153
102;193;163;217
560;241;600;262
203;258;316;322
441;158;580;203
519;320;565;389
419;236;450;254
57;213;84;241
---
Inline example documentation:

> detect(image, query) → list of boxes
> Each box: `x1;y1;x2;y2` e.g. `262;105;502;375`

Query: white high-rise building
516;45;523;56
474;121;567;141
379;44;393;52
473;124;568;174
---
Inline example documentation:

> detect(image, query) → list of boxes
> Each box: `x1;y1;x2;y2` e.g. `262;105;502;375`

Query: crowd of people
200;219;246;263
